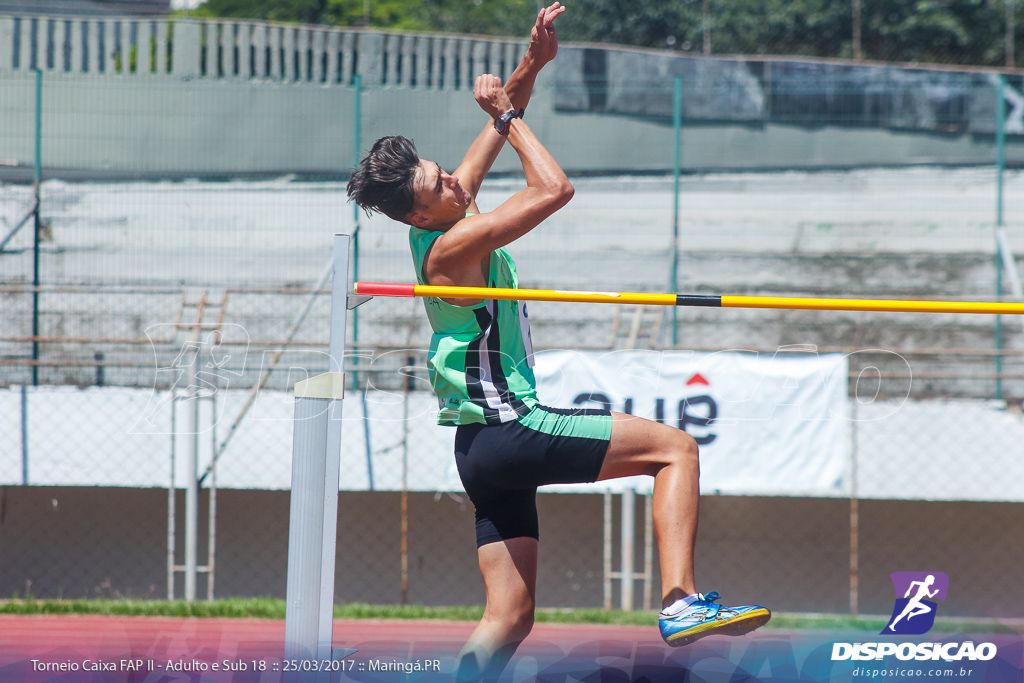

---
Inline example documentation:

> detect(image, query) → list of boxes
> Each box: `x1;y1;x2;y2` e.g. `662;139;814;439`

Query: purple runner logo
882;571;949;635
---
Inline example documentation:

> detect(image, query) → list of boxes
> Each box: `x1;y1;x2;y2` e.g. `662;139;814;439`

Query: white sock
659;592;702;617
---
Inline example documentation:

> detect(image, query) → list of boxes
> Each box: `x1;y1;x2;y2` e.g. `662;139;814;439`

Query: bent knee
495;606;536;643
508;604;535;639
679;431;699;458
516;610;535;639
666;431;699;469
487;603;535;641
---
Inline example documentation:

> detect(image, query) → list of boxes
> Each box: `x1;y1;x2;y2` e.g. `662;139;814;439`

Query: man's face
409;159;472;229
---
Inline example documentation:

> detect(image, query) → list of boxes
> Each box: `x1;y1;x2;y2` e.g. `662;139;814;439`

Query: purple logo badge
882;572;949;635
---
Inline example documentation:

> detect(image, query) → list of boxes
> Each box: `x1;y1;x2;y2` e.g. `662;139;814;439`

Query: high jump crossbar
354;282;1024;316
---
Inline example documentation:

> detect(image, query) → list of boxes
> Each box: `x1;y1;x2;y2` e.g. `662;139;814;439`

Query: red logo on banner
686;373;710;386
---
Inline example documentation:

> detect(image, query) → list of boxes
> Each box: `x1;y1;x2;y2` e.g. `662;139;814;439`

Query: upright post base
284;395;343;665
283;234;352;678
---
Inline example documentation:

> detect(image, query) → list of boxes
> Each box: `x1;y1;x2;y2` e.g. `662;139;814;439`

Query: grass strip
0;598;287;619
0;599;1017;634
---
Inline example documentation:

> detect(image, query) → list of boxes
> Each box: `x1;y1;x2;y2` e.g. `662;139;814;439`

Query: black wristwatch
494;109;521;135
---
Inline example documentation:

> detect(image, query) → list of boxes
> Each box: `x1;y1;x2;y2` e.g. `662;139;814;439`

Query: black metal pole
21;386;29;485
31;202;40;387
31;68;42;386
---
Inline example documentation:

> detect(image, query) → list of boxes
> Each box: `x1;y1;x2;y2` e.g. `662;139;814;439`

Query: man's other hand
475;74;515;119
527;2;565;68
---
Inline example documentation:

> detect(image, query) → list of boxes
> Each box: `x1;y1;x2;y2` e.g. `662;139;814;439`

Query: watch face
495;112;515;134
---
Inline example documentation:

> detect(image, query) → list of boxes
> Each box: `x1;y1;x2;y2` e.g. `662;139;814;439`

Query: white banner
11;372;1024;500
532;349;851;496
0;349;850;497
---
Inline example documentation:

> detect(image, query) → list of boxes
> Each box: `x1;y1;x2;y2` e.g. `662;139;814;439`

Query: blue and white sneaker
659;592;771;647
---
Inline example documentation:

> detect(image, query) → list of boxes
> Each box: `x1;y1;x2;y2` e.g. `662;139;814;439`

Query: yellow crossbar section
720;296;1024;315
353;282;1024;315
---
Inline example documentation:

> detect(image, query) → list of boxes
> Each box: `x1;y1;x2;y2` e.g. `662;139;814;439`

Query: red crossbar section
355;282;417;297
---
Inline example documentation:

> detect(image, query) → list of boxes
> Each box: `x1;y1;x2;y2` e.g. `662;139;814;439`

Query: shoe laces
689;591;724;620
697;591;721;605
661;591;724;621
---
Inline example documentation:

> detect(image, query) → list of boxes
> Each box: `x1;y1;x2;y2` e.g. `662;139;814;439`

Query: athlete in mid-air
347;4;770;678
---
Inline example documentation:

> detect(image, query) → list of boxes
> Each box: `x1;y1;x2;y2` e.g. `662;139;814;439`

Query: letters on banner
532;349;851;496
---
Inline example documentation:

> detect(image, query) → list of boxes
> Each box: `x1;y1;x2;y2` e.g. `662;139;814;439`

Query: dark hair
346;135;421;223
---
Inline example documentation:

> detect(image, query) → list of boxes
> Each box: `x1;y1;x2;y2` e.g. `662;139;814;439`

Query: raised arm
425;75;573;290
454;2;564;205
502;3;562;125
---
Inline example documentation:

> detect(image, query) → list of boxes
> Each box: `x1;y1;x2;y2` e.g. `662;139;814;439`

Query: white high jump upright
283;234;353;673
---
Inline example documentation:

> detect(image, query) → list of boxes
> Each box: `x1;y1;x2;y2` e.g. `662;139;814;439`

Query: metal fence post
620;487;635;610
603;490;612;609
20;386;29;485
995;75;1007;401
283;234;351;672
993;74;1024;347
671;75;682;346
352;74;362;386
184;343;200;601
31;68;42;386
849;399;859;617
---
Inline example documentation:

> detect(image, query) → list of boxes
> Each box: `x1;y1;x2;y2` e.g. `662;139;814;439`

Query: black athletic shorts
454;404;613;547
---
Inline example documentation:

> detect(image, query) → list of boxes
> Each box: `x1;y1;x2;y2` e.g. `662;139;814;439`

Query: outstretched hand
527;2;565;67
475;74;514;119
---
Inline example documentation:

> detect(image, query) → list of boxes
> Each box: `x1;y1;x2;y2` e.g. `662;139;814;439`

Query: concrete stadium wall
0;70;1021;180
1;485;1020;618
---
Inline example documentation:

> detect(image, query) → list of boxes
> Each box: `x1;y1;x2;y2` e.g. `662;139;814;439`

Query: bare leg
890;599;930;630
596;412;700;609
906;603;932;621
455;537;538;681
890;604;914;630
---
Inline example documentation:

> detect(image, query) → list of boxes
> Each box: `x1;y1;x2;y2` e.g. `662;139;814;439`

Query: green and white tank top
409;225;538;426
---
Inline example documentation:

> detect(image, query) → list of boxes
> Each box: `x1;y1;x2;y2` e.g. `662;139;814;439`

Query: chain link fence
555;0;1024;68
0;25;1023;620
